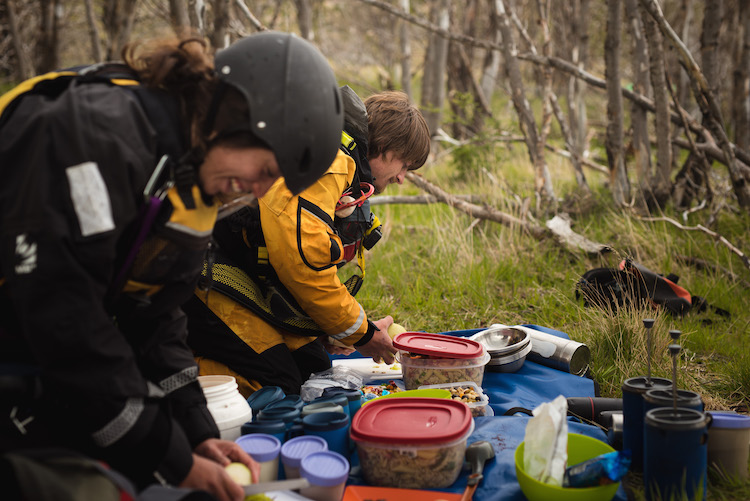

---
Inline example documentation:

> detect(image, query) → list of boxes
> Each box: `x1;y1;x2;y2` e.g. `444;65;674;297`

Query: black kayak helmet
213;31;343;194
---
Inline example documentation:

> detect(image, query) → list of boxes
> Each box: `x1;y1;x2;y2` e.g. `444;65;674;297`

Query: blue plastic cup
240;419;287;443
321;387;363;416
644;407;710;501
246;386;285;419
622;376;672;471
257;406;301;430
302;411;350;459
267;394;304;411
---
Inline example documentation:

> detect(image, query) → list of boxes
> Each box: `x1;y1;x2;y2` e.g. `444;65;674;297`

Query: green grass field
345;142;750;499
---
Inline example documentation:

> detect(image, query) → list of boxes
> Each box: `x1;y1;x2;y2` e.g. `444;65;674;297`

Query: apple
225;462;252;485
387;322;407;339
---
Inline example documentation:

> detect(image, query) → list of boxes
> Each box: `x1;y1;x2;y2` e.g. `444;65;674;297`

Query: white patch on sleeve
65;162;115;237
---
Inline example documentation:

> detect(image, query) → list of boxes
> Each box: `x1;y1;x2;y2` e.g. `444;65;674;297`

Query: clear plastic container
399;351;491;389
350;397;474;489
418;381;493;417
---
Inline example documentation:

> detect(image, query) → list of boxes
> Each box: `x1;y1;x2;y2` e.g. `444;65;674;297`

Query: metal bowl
486;341;533;373
470;326;530;356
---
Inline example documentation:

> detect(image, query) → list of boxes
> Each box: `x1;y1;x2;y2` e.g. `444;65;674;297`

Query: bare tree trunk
83;0;104;62
734;0;750;150
37;0;61;73
399;0;412;97
676;0;694;112
4;0;33;80
640;0;750;209
701;0;723;105
189;0;206;35
480;0;502;104
294;0;314;41
420;0;450;140
640;1;672;205
211;0;230;48
169;0;191;35
567;0;590;161
605;0;629;206
103;0;139;60
496;0;554;204
624;0;652;204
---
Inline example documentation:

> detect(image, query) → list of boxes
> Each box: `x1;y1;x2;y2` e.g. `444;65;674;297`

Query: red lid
350;397;472;445
393;332;484;359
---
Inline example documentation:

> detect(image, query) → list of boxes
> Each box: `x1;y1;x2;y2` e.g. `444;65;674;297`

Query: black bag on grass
575;259;729;318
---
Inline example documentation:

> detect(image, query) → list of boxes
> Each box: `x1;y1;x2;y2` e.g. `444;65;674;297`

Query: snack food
419;381;493;417
350;397;474;489
225;462;252;485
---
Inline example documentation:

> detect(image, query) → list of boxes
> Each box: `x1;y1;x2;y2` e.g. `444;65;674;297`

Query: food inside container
418;381;493;417
350;397;474;489
393;332;490;389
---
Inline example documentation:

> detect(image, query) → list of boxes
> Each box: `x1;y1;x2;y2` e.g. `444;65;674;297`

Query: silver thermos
510;325;591;376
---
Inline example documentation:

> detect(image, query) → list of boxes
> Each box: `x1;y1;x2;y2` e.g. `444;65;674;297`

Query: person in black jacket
0;31;342;501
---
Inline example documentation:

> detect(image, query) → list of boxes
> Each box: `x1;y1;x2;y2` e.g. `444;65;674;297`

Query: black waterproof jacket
0;71;219;488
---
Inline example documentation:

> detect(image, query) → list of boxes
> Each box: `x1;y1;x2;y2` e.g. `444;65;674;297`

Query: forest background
2;0;750;498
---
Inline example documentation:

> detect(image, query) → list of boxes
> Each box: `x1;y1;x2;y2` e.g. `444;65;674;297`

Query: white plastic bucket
199;375;252;441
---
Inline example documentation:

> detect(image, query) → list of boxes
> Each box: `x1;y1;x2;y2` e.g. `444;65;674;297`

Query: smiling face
198;144;281;199
369;151;408;193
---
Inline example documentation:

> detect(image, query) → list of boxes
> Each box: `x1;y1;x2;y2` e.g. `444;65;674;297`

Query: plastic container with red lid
393;332;490;389
350;397;475;488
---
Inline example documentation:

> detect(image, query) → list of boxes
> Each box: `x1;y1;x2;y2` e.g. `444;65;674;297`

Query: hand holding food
357;316;397;364
387;322;407;338
225;462;253;485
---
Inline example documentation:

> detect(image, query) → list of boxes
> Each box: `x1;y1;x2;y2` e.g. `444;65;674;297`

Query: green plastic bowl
361;388;451;406
514;433;620;501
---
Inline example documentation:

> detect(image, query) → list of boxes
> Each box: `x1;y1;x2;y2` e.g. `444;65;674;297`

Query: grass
342;141;750;499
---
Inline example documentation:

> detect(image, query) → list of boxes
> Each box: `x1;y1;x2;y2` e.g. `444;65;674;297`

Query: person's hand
194;438;260;483
355;316;397;364
320;336;356;356
179;453;245;501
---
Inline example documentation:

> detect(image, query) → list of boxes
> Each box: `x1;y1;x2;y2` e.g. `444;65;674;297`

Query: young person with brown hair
0;31;342;500
184;88;430;397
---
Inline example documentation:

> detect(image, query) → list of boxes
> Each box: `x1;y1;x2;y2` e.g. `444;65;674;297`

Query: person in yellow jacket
184;88;430;396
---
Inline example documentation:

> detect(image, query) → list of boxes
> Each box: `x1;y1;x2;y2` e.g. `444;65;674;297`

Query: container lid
312;394;350;410
393;332;484;359
302;411;349;431
708;411;750;429
350;397;472;444
645;407;708;430
235;433;281;462
622;376;672;393
257;406;300;423
246;386;286;415
322;386;362;402
301;401;345;416
267;394;304;410
361;388;451;406
300;451;350;487
280;435;328;467
241;420;286;435
644;388;702;407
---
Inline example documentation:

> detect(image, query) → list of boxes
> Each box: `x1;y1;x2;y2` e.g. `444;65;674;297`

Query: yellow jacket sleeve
259;150;371;346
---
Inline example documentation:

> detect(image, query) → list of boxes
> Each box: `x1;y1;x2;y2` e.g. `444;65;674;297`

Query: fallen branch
545;214;613;255
640;216;750;270
406;172;611;255
675;254;750;289
370;194;482;205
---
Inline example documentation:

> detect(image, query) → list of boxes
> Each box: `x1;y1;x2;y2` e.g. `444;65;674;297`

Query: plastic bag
300;366;364;401
522;394;568;486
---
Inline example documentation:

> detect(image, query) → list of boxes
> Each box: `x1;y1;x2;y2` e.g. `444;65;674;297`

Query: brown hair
122;37;220;149
364;91;430;170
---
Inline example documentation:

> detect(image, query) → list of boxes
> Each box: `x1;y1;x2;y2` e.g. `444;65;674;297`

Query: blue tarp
338;325;628;500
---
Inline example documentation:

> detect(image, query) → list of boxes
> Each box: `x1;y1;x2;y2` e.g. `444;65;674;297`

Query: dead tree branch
640;216;750;270
406;172;610;255
370;194;482;205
